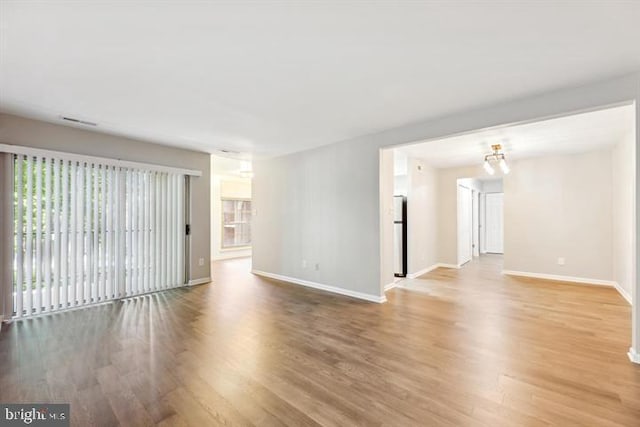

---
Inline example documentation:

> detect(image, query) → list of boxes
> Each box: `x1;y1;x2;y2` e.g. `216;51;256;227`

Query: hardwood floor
1;255;639;426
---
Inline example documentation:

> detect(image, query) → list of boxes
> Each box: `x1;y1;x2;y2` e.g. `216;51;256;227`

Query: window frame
220;197;252;250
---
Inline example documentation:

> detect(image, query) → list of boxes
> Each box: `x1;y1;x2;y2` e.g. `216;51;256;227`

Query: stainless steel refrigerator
394;196;407;277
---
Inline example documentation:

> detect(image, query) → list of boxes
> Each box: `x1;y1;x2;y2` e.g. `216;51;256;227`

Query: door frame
457;184;473;266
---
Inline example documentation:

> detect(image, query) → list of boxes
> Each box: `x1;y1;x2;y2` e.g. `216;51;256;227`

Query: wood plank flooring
1;255;639;426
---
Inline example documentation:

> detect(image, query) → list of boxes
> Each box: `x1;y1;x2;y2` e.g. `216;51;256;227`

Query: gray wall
407;148;621;281
252;137;382;297
0;113;211;282
379;149;395;289
251;72;640;355
504;149;613;280
0;154;12;319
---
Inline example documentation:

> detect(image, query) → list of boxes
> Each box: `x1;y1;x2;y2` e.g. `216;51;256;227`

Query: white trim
212;252;252;261
407;264;439;279
384;282;398;292
502;270;633;305
502;270;633;304
188;277;211;286
629;347;640;364
614;283;633;305
437;263;461;269
252;270;386;303
502;270;616;286
407;263;460;278
220;246;252;253
0;143;202;176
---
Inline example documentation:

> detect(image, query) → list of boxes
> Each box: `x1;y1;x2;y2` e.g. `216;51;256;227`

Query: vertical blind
12;154;186;318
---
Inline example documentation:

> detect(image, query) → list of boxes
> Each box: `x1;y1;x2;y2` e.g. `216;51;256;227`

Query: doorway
485;192;504;254
381;103;637;363
457;177;504;267
210;155;253;274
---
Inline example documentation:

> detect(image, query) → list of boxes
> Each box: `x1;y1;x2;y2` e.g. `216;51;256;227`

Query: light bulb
483;160;495;175
499;158;509;174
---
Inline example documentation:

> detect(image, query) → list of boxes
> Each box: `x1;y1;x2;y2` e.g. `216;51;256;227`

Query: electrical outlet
557;257;565;266
198;258;205;267
302;260;307;269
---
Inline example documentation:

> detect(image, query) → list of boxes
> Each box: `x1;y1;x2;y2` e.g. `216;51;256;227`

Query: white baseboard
407;264;439;279
212;251;252;261
502;270;615;286
502;270;632;305
438;263;461;269
188;277;211;286
614;283;632;305
629;347;640;364
252;270;386;303
384;282;398;292
407;263;459;279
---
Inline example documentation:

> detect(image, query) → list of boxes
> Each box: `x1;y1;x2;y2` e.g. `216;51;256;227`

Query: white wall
394;150;408;176
504;149;613;280
612;130;636;301
210;166;252;261
406;158;439;275
482;179;504;193
394;174;408;196
393;149;408;196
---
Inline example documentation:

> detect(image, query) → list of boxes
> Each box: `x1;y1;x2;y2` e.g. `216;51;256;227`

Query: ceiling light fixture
483;144;509;175
499;158;510;174
483;159;495;175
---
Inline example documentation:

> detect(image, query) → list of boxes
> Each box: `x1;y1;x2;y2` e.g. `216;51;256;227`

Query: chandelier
483;144;509;175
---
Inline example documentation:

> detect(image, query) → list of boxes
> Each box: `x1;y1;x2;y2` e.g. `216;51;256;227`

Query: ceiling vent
60;116;97;126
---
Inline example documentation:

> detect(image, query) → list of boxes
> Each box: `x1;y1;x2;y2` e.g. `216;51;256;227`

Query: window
11;153;187;318
222;199;251;248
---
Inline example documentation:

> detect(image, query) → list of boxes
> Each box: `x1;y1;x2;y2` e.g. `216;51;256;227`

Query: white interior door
485;192;504;254
472;190;479;257
457;185;472;266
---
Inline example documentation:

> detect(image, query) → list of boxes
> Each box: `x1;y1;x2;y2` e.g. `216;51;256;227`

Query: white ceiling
1;2;640;157
396;104;635;168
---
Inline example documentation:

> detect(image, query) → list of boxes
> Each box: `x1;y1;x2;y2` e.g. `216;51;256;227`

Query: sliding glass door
12;154;187;318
